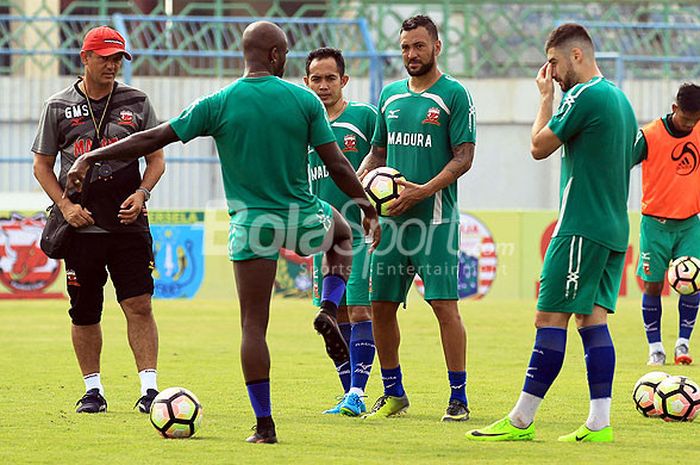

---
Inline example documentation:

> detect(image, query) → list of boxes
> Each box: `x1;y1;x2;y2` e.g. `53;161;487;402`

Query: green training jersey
548;77;638;252
308;101;377;238
170;76;335;228
372;74;476;224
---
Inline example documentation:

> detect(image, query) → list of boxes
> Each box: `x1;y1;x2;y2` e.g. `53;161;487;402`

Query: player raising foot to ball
65;21;380;444
633;83;700;367
466;23;637;442
357;15;476;422
304;47;377;416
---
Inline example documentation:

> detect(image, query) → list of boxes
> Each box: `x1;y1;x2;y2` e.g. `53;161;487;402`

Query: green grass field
1;295;697;464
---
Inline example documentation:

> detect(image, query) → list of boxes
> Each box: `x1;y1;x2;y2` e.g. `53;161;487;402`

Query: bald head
242;21;287;56
241;21;288;77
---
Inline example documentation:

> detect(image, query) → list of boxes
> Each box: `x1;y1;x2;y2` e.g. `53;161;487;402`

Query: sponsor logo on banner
414;213;497;299
151;224;204;299
276;249;313;297
0;213;62;299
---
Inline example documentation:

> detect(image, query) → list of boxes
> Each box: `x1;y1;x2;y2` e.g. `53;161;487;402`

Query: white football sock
649;342;665;355
83;373;104;396
586;397;611;431
508;391;542;428
348;387;364;396
138;369;158;396
676;337;690;349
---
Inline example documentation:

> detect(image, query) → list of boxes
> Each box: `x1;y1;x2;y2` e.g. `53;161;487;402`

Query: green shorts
370;220;459;303
637;214;700;282
228;199;334;261
538;235;625;314
312;236;370;307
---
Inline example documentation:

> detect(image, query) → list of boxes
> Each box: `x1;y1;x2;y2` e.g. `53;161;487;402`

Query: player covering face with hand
466;23;637;443
65;21;380;444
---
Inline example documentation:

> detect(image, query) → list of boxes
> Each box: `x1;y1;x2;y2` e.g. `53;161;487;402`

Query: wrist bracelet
137;187;151;201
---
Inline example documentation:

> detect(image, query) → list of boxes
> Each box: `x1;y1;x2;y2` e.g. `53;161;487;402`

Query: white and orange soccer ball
652;375;700;422
632;371;670;417
149;387;203;438
362;167;405;216
667;256;700;296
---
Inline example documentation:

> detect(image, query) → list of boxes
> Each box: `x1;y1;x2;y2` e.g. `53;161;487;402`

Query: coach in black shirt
32;26;164;415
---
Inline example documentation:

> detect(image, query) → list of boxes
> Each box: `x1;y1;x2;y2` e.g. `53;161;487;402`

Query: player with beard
66;21;380;444
466;23;637;443
357;15;476;421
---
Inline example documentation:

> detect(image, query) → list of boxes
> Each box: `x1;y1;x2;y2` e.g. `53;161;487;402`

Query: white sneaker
647;351;666;366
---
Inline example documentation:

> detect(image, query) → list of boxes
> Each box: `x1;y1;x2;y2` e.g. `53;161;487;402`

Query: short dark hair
545;23;594;52
401;15;439;41
676;83;700;113
305;47;345;76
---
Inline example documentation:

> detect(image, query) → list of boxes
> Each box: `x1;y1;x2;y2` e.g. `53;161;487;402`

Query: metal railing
0;14;399;103
3;1;700;79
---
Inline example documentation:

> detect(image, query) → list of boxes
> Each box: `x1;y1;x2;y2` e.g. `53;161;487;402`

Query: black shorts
64;232;154;325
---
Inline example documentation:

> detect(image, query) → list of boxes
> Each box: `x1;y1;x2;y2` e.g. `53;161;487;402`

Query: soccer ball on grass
632;371;669;417
150;387;203;438
652;375;700;422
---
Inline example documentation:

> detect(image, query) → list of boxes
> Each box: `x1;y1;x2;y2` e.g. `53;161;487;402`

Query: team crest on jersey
118;110;137;127
70;117;86;127
422;107;441;126
343;134;358;153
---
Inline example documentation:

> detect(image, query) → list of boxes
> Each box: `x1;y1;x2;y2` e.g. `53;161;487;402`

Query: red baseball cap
81;26;132;60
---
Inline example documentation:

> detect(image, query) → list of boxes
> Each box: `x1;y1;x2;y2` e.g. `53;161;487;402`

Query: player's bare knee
348;306;372;322
534;311;569;329
121;294;153;318
430;300;461;323
643;281;664;296
331;208;352;245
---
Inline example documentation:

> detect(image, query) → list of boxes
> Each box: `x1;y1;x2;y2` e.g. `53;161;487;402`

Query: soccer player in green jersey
65;21;380;444
356;15;476;422
304;47;377;416
466;23;637;443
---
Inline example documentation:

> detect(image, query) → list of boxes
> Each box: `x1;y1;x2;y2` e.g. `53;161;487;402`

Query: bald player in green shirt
66;21;380;445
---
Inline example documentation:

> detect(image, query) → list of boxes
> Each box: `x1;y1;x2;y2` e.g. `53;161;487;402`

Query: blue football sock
448;371;467;405
350;320;375;391
522;327;567;398
579;324;615;399
320;274;346;318
339;322;352;346
679;294;699;340
642;293;662;344
334;322;352;392
381;366;405;397
246;379;271;418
